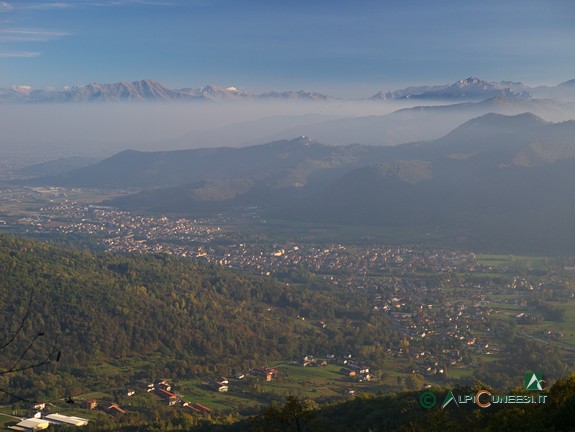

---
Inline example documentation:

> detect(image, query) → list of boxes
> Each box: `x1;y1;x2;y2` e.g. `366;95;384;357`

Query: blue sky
0;0;573;96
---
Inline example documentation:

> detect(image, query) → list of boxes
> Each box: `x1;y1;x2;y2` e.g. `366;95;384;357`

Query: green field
0;413;19;430
246;219;447;247
477;254;555;271
447;368;475;379
173;363;380;413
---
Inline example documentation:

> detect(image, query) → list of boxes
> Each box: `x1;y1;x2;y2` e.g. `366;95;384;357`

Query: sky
0;0;574;96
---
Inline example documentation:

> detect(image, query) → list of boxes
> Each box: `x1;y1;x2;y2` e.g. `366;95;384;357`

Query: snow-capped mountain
176;84;251;100
258;90;334;101
371;77;532;101
0;80;333;103
1;77;573;104
0;80;197;103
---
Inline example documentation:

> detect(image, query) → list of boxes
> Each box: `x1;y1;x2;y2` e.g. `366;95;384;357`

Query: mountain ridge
370;76;532;101
3;77;575;104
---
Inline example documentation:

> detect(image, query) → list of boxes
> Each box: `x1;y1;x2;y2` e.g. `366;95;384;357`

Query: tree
252;396;317;432
0;289;60;401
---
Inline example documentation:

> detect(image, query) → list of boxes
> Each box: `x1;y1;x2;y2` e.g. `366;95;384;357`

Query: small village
0;351;380;431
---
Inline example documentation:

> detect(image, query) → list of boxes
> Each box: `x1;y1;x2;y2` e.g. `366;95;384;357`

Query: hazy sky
0;0;573;96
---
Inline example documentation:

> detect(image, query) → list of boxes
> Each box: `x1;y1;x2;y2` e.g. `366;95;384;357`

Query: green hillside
0;235;396;402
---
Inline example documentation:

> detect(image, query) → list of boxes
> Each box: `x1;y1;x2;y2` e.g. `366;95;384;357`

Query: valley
1;180;575;430
1;76;575;430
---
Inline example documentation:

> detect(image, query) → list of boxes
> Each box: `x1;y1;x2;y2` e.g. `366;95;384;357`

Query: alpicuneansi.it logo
420;390;548;409
420;372;548;409
442;390;548;409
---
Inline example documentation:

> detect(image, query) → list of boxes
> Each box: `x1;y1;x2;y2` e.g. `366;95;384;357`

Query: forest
0;234;398;402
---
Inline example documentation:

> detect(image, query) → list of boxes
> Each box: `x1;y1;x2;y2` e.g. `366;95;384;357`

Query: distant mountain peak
372;77;532;101
11;85;33;93
456;76;483;86
258;90;334;101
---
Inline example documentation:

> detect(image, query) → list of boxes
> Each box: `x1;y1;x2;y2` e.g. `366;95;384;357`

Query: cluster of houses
83;399;129;416
298;354;373;382
7;377;216;432
137;379;212;414
251;367;280;382
205;366;282;393
337;357;373;382
207;377;229;393
300;355;328;368
134;379;213;413
75;378;213;420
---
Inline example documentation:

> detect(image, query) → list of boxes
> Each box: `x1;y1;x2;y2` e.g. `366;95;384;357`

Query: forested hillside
0;235;397;401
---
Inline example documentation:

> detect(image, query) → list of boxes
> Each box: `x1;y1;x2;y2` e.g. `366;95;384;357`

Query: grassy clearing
477;254;555;272
178;383;260;412
516;300;575;347
175;363;372;413
0;413;19;430
251;219;444;247
448;368;474;379
76;392;111;401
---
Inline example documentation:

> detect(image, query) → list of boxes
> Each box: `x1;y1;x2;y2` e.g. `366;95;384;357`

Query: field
246;218;447;247
477;254;554;271
0;413;19;430
65;358;394;416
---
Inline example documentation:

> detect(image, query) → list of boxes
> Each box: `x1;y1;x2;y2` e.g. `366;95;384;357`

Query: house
349;365;369;374
107;404;126;415
191;403;212;413
208;380;229;392
300;357;314;367
253;367;276;381
155;388;178;405
157;380;172;392
136;379;154;392
340;368;356;377
32;402;46;411
183;403;202;413
86;399;98;410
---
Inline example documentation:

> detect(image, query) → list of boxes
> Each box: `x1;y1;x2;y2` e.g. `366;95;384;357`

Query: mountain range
2;77;575;104
26;112;575;253
370;77;532;101
0;80;335;103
